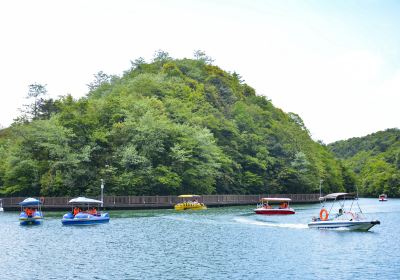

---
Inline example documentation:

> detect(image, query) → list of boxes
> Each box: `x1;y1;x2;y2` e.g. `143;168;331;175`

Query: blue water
0;198;398;279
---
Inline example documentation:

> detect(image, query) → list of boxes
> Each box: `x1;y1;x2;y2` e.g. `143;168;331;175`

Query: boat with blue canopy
61;197;109;225
19;198;43;225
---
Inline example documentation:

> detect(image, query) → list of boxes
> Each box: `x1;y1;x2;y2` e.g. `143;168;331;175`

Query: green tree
23;83;47;120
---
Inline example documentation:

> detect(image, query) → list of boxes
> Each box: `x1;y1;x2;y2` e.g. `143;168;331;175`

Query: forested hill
0;53;354;197
329;129;400;197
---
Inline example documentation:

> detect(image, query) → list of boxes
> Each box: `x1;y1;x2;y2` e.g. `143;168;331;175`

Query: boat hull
19;211;43;225
308;220;380;231
19;218;42;226
254;208;295;215
62;212;110;226
174;203;207;211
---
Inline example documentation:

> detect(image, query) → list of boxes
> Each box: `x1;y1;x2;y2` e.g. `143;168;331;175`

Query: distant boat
18;198;44;225
254;198;295;215
379;194;387;202
0;199;3;212
174;195;207;211
308;193;380;231
61;197;109;225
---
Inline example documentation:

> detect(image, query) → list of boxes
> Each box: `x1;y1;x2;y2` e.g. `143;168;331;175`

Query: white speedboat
308;193;380;231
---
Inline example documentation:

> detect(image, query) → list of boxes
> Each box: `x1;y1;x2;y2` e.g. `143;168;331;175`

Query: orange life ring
320;209;329;221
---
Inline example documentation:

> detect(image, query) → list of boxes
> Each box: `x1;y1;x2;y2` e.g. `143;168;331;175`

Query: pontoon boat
19;198;43;225
379;194;387;201
62;197;109;225
174;195;207;211
254;198;295;215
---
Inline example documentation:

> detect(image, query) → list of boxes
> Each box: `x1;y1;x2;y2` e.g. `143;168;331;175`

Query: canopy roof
19;197;41;206
68;197;103;204
261;197;291;202
320;193;356;200
178;195;201;198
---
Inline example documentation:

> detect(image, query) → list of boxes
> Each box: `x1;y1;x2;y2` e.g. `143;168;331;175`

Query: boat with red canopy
254;198;295;215
379;194;387;201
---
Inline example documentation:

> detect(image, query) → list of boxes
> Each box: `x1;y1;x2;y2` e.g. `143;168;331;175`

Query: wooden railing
0;193;320;210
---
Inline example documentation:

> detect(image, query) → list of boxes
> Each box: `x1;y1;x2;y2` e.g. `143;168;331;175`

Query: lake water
0;198;398;279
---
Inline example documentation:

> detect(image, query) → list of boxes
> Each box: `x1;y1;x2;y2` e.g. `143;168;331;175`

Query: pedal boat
19;198;43;225
254;198;295;215
308;193;380;231
62;197;109;225
379;194;387;202
174;195;207;211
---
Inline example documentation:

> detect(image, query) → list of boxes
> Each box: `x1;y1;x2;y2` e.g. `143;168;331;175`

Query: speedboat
379;194;387;201
61;197;109;225
19;198;44;225
254;198;295;215
174;195;207;211
308;193;380;231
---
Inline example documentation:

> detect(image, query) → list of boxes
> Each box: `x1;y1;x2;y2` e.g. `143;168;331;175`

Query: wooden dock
1;193;321;211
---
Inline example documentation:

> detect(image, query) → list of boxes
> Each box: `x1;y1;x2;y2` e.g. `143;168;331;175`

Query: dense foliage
329;129;400;197
0;53;354;197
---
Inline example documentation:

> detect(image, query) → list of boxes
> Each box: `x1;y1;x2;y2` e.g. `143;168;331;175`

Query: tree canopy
0;54;354;197
329;128;400;197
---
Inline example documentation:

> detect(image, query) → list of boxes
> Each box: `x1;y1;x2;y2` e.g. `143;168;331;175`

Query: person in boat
89;207;97;215
73;207;81;216
336;208;343;217
279;202;288;209
25;208;33;217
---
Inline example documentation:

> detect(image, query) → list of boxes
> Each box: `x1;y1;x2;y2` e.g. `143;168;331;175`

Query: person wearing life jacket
73;207;80;216
90;207;97;215
25;208;33;217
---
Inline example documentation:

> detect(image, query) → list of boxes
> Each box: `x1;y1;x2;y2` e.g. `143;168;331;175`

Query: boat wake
163;215;224;225
234;217;308;229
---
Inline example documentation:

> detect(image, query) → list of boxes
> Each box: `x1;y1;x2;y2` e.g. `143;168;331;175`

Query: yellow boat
174;195;207;211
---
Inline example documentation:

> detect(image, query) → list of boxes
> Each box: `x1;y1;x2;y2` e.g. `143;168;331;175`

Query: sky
0;0;399;143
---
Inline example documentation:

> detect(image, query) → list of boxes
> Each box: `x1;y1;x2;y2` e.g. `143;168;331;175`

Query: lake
0;198;398;279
